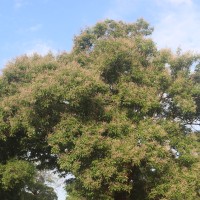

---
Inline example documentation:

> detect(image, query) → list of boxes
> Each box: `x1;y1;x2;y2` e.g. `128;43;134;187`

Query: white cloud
166;0;192;5
154;0;192;6
26;41;56;56
14;0;22;8
105;0;137;19
14;0;29;9
152;3;200;52
105;0;192;20
16;24;42;34
14;0;24;9
0;40;56;71
28;24;42;32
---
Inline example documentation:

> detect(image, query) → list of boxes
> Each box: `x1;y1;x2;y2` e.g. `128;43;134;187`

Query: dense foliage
0;19;199;199
0;160;57;199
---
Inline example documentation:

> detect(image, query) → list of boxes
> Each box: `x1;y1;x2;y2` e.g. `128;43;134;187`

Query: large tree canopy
0;19;199;200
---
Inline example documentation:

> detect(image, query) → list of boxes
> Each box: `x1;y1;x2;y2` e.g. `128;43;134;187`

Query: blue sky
1;0;200;70
0;0;200;199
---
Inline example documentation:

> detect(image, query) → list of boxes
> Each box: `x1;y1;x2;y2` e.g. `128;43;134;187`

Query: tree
0;19;199;199
0;54;59;199
0;160;57;199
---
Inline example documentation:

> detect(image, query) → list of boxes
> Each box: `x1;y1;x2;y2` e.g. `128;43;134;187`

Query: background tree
0;19;199;199
0;54;59;199
0;160;57;199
